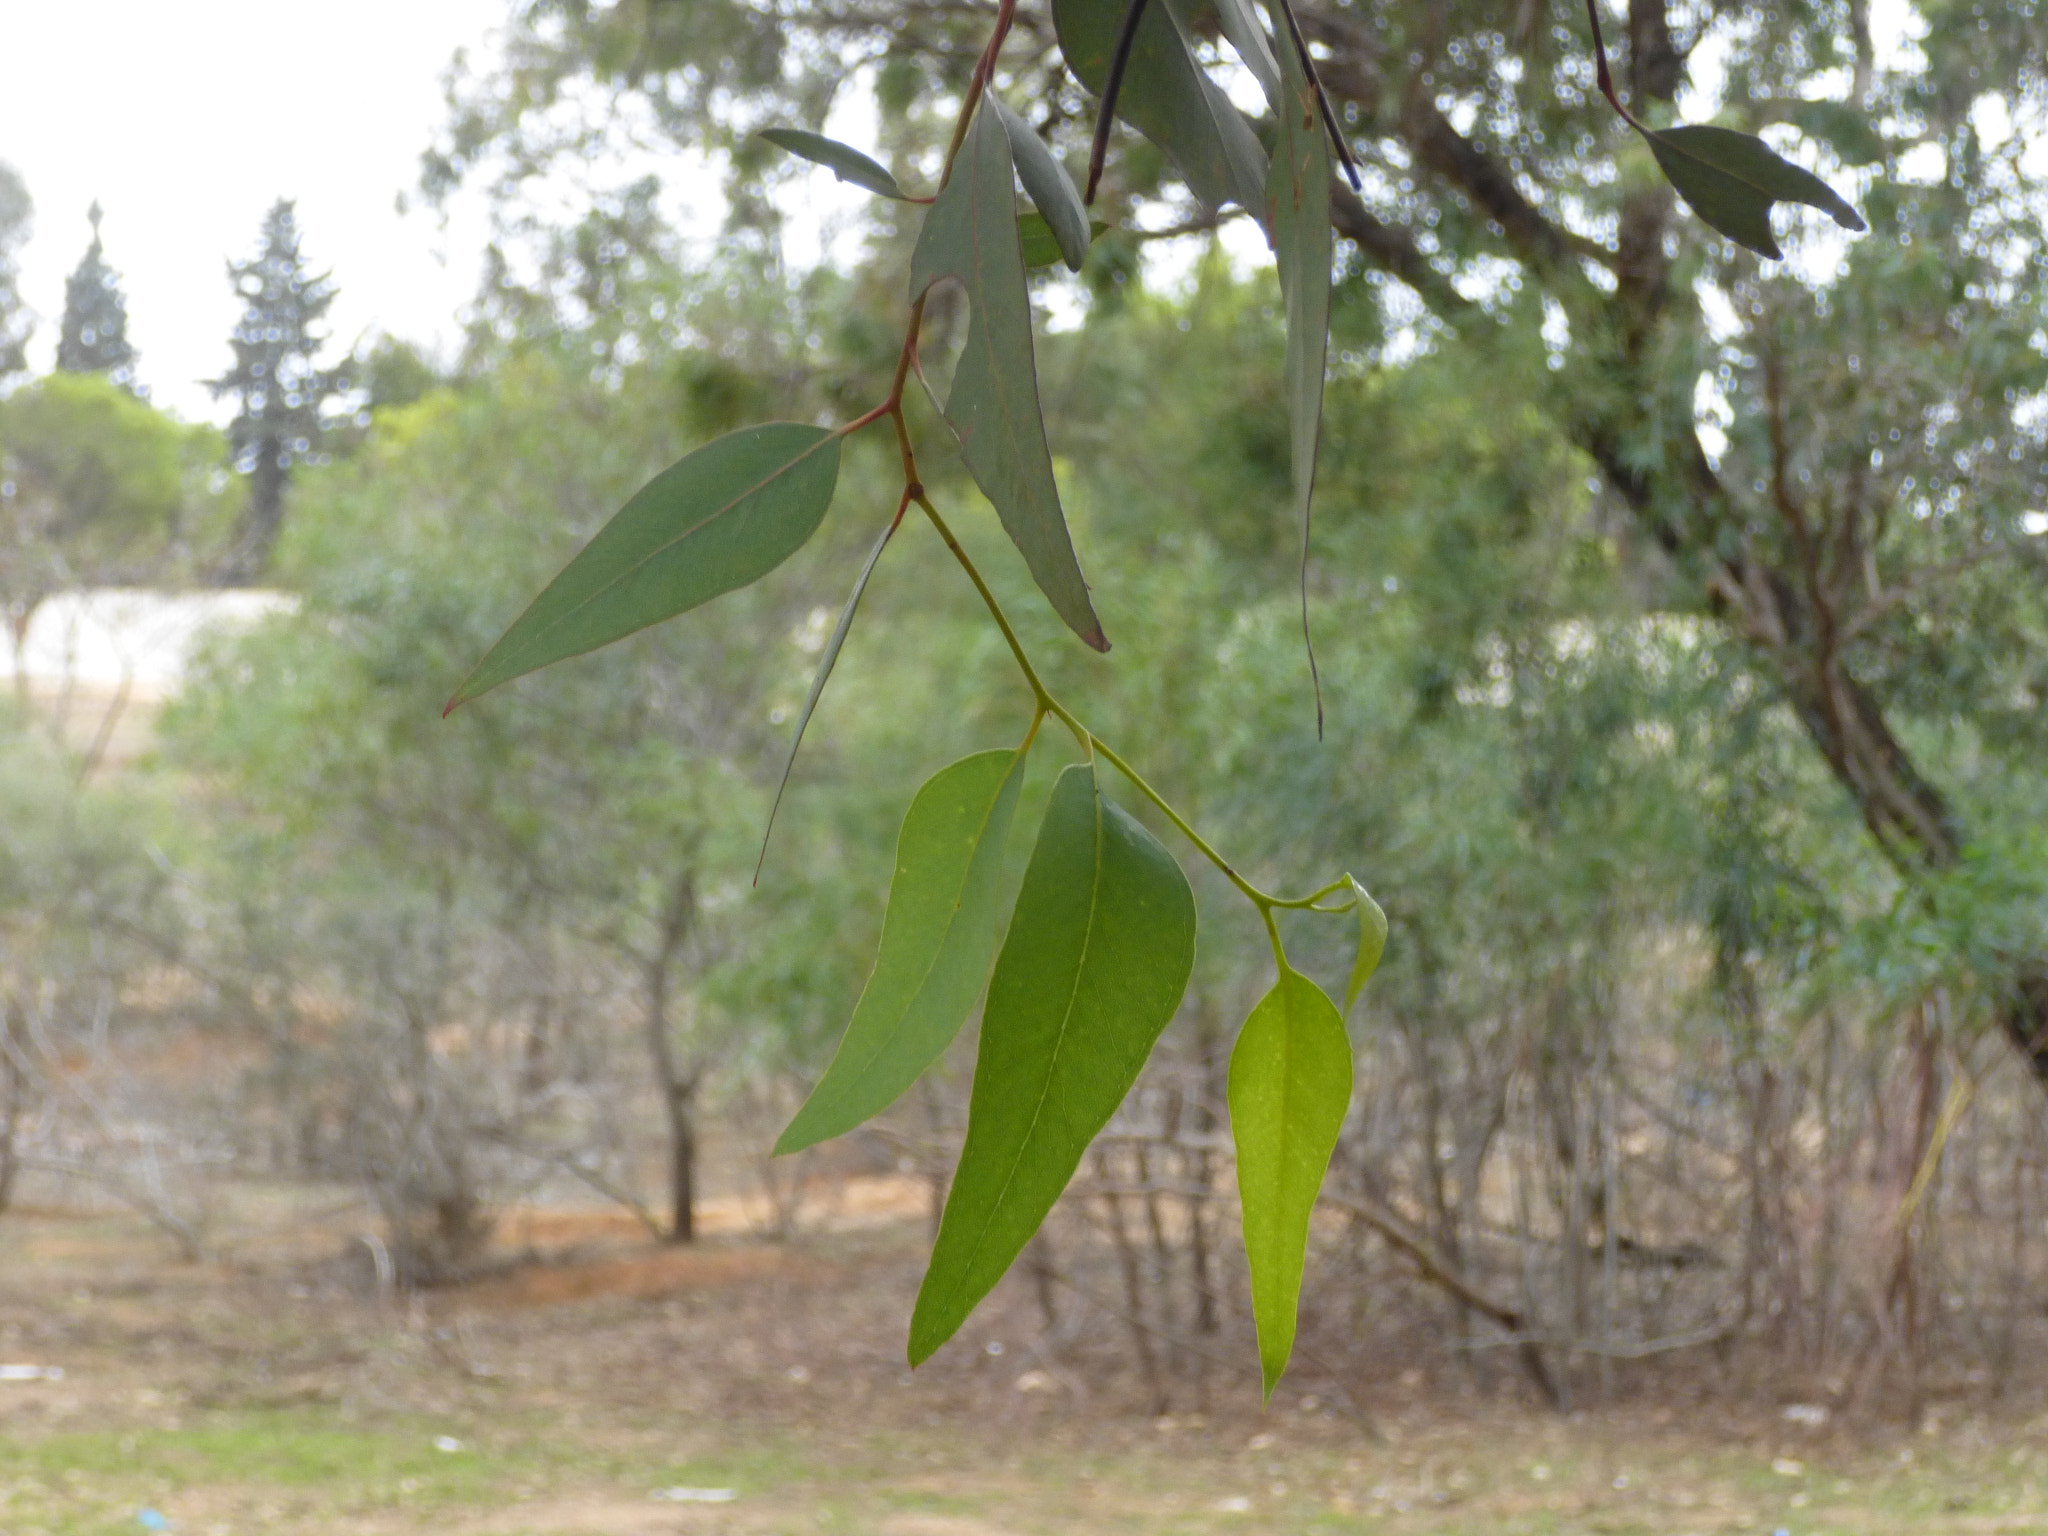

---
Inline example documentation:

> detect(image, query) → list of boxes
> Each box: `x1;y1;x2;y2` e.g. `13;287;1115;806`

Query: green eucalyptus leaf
1641;123;1866;260
1342;875;1387;1012
776;747;1030;1155
1229;964;1352;1399
755;518;895;879
992;95;1093;272
1053;0;1268;217
1018;212;1111;269
449;423;840;709
910;102;1108;652
909;761;1197;1364
758;128;910;200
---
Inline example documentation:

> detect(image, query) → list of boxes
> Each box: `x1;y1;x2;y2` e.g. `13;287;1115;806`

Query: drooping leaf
449;424;840;709
1640;123;1866;260
1018;212;1111;269
1054;0;1268;218
1229;964;1352;1399
910;103;1108;652
991;95;1093;272
1266;0;1333;727
1342;875;1387;1013
758;128;910;200
1166;0;1280;106
755;518;896;880
909;762;1197;1364
776;747;1030;1155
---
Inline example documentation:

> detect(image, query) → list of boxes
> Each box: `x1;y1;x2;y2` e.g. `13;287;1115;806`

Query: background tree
207;199;347;585
55;201;138;391
0;161;30;382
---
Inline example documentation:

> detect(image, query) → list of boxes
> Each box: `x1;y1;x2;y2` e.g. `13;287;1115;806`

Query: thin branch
1086;0;1154;204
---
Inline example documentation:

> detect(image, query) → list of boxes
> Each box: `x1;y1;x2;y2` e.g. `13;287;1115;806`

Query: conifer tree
56;202;139;390
0;161;30;382
207;199;346;584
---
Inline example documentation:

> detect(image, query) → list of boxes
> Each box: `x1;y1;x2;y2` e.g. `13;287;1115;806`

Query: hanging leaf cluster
448;0;1864;1395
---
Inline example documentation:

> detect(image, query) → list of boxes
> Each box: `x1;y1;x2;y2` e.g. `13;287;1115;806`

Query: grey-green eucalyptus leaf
992;95;1092;272
776;747;1029;1155
758;128;910;200
910;102;1108;652
1054;0;1268;217
909;761;1196;1364
1641;123;1865;260
1230;965;1352;1398
448;423;840;709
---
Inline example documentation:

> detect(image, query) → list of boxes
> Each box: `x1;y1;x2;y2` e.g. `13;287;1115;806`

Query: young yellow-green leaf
1018;212;1111;269
992;95;1092;272
1641;123;1866;260
909;762;1196;1364
448;424;840;709
910;103;1107;653
755;518;895;880
758;128;910;200
1229;965;1352;1399
1266;0;1333;725
1342;874;1387;1013
776;748;1029;1155
1054;0;1268;217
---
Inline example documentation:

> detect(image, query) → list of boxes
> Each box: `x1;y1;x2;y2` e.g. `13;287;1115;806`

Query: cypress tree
56;202;139;390
207;199;346;584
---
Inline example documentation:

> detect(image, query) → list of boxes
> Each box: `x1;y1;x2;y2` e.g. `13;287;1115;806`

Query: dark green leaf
910;103;1108;652
1018;212;1111;269
755;518;895;881
1642;123;1866;260
909;762;1196;1364
777;747;1029;1155
1054;0;1268;217
992;95;1093;272
449;423;840;709
1342;875;1387;1012
758;128;910;200
1229;965;1352;1398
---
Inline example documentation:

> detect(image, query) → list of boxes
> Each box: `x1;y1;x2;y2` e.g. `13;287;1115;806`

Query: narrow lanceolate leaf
776;748;1029;1155
449;424;840;709
758;128;910;200
1342;875;1388;1014
911;103;1107;652
909;762;1196;1364
992;95;1092;273
1266;0;1333;730
755;518;896;881
1054;0;1268;217
1229;965;1352;1399
1640;123;1866;260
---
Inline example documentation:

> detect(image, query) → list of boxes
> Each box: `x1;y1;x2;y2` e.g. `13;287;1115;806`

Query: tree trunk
219;439;287;585
642;869;701;1244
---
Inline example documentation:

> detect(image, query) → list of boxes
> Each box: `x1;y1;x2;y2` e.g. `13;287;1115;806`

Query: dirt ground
5;1180;2048;1536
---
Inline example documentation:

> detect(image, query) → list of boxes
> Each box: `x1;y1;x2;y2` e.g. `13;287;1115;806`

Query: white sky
0;0;507;423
